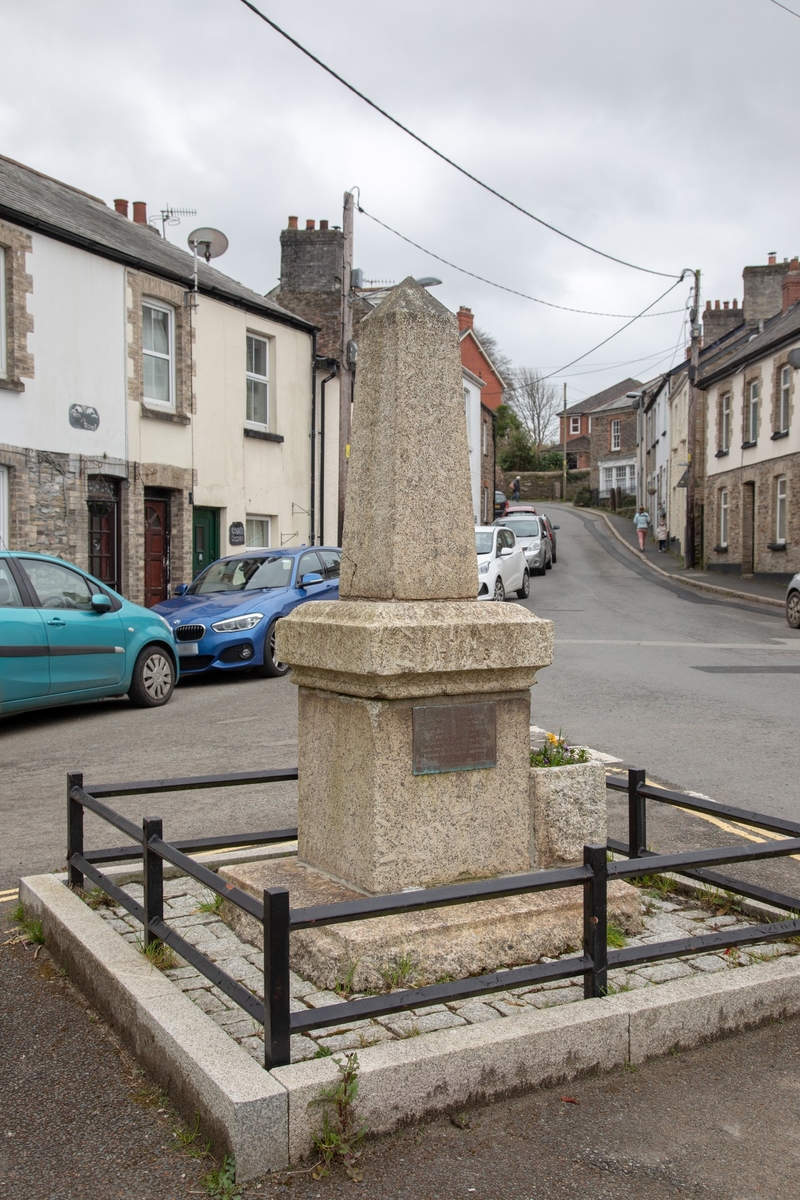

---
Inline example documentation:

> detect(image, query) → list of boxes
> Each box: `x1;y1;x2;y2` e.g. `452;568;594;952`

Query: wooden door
88;478;121;592
192;507;220;579
144;499;169;607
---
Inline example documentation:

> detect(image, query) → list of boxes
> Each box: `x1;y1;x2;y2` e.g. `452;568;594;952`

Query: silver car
787;573;800;628
494;515;552;576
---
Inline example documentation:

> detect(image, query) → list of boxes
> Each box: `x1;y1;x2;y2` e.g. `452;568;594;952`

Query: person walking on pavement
656;517;668;553
633;506;651;551
511;476;521;502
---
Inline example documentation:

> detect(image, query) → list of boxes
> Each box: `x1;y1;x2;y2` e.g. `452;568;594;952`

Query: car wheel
552;552;557;564
493;576;505;602
545;553;553;570
254;618;291;677
787;590;800;629
128;644;175;708
516;570;530;599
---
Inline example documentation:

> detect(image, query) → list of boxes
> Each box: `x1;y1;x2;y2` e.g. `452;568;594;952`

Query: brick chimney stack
113;198;129;217
782;257;800;313
457;306;474;333
132;201;147;225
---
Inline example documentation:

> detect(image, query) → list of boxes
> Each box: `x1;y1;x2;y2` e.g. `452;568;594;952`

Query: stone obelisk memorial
222;279;636;989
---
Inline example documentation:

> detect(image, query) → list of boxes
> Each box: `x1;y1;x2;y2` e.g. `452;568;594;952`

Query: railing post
627;767;647;858
263;887;291;1070
142;817;164;949
67;771;84;889
583;844;608;999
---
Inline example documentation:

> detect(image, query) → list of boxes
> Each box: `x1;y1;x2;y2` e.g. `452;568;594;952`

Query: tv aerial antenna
185;227;229;309
150;206;197;239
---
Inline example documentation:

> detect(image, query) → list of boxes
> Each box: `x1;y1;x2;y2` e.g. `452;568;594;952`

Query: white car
475;526;530;601
494;514;552;575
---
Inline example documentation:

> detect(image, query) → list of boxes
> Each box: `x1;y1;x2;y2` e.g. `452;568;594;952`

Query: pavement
601;508;788;607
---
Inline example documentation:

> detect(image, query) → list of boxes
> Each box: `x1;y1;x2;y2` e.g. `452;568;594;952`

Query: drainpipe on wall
309;332;317;546
316;359;339;545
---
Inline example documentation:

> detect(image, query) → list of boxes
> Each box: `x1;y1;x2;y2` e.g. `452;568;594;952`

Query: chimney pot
723;301;729;309
768;252;777;265
288;215;298;230
113;198;129;218
714;299;720;310
705;300;711;310
781;258;800;313
306;219;315;231
132;201;147;225
733;299;738;309
319;219;329;231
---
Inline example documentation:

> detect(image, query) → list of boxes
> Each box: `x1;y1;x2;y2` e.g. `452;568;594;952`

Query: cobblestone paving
94;876;800;1064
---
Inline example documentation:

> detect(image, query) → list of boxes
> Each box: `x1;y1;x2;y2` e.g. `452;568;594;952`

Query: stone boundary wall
497;470;589;502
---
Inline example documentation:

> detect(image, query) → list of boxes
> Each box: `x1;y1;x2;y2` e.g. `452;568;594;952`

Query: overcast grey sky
2;0;798;399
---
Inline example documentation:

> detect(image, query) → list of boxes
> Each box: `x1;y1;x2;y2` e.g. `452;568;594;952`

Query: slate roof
0;154;313;332
564;377;643;416
698;303;800;387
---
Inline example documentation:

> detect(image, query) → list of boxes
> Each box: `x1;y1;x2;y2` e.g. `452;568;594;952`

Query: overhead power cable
500;274;689;394
358;205;684;319
768;0;800;19
237;0;682;280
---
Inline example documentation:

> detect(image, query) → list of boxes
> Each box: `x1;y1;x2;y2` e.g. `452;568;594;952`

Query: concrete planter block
530;760;608;868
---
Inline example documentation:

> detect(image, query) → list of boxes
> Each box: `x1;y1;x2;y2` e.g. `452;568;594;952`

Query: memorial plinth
229;279;640;988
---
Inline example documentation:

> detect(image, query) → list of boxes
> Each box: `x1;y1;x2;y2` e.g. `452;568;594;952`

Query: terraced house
0;155;320;605
700;259;800;581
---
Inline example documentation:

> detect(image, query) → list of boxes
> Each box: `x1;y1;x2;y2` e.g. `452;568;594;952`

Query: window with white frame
721;392;731;451
602;467;613;493
588;416;592;433
482;487;489;522
142;301;174;406
615;465;627;490
0;246;6;378
719;488;729;547
628;465;636;491
779;365;791;434
747;380;759;443
482;420;487;456
569;416;580;434
611;419;621;450
776;477;787;544
246;334;269;426
245;515;271;547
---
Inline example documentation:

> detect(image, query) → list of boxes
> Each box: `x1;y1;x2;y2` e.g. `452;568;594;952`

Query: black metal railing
66;767;800;1072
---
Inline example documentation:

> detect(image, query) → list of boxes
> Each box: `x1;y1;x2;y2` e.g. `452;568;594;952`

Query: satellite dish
187;227;229;262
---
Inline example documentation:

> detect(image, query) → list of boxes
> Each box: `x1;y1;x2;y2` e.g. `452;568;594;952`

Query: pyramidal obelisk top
339;278;479;601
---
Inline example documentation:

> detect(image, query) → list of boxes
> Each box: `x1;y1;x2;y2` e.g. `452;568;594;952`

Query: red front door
144;499;169;607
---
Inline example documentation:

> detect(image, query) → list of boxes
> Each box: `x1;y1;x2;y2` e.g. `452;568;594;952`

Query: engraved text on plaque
412;702;497;775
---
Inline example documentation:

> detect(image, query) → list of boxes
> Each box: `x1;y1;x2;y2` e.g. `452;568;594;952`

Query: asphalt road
2;503;798;893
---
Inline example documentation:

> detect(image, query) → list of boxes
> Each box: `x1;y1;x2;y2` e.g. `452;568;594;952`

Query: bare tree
508;368;560;449
472;326;514;384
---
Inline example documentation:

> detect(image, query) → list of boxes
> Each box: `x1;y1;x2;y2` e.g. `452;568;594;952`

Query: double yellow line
0;887;19;905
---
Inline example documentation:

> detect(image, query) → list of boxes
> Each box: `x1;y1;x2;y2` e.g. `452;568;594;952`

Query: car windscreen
188;555;295;594
475;532;495;555
497;519;540;537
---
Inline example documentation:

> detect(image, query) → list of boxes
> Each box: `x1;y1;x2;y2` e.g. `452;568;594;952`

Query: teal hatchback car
0;552;178;716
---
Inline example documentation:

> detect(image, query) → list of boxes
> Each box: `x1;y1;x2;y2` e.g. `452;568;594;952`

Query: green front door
192;507;220;578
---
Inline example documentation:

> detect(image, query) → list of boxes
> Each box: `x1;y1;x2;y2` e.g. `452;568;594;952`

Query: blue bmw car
154;546;341;678
0;551;178;716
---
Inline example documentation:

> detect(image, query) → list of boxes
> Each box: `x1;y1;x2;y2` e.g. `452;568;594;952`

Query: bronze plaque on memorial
412;702;497;775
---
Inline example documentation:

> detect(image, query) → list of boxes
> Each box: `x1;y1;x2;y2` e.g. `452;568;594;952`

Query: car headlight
157;615;173;633
478;561;491;574
211;613;264;633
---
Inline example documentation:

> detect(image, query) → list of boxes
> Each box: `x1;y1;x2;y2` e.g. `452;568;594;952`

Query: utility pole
337;190;355;546
562;382;568;502
684;269;701;569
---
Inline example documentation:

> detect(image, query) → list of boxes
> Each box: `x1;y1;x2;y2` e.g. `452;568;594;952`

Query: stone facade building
0;154;317;604
700;267;800;581
559;378;642;475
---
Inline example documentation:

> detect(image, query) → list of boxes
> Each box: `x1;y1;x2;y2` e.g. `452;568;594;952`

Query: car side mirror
91;593;112;613
553;525;560;530
499;547;512;557
174;583;188;596
300;572;324;586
